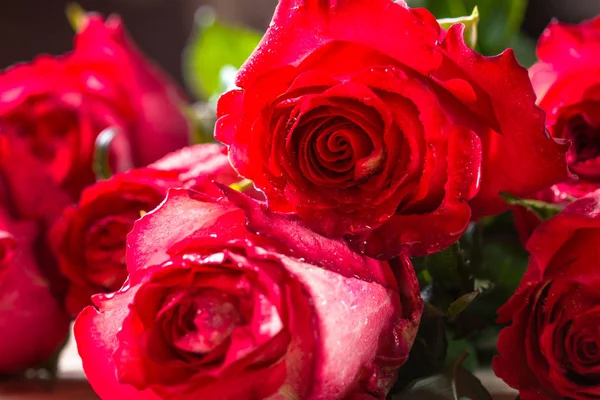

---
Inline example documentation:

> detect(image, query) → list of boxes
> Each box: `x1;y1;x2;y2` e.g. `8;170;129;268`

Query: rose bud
513;17;600;242
216;0;568;259
0;12;190;223
74;188;422;399
494;191;600;399
51;144;246;316
0;207;70;374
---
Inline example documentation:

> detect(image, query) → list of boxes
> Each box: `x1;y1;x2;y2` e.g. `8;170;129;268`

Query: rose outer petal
126;189;246;274
236;0;441;89
281;255;409;398
75;278;161;400
536;18;600;73
77;188;420;399
220;184;398;289
0;210;70;374
526;193;600;263
439;25;569;219
0;135;72;227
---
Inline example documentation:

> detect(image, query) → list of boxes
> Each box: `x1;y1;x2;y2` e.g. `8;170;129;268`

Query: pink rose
75;188;422;399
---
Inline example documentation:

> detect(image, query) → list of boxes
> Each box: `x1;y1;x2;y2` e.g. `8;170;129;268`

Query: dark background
0;0;597;97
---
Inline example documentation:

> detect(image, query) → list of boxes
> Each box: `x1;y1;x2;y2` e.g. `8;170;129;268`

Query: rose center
583;341;598;357
173;292;242;355
84;216;133;291
299;115;378;186
577;336;600;365
564;115;600;180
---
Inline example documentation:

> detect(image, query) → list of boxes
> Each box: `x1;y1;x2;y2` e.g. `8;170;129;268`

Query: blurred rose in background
1;0;598;99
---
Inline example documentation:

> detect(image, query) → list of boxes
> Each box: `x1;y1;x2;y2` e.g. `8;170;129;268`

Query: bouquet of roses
1;0;599;399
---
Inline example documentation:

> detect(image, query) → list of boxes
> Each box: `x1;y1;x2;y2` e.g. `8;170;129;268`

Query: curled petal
536;18;600;71
526;192;600;284
220;184;398;289
126;189;246;273
440;24;569;218
75;274;161;400
353;200;471;259
236;0;441;88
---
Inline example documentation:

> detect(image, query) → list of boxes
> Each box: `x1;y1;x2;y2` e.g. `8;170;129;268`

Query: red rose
494;192;600;399
0;13;190;222
71;14;191;167
513;17;600;243
216;0;568;259
0;206;70;374
75;188;422;399
52;144;244;316
530;16;600;197
511;186;573;244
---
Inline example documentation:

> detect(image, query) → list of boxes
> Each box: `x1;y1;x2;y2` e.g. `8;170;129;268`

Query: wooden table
0;336;518;399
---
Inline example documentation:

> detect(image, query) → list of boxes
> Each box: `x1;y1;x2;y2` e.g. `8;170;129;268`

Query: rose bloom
530;16;600;196
494;191;600;399
0;13;190;223
216;0;568;259
75;187;422;399
0;206;70;374
51;144;244;316
513;17;600;242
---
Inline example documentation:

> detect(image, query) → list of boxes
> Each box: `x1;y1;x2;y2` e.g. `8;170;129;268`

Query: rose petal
220;184;398;289
71;15;190;166
0;209;70;373
126;189;246;273
75;275;161;400
236;0;441;89
439;24;569;218
536;18;600;72
526;192;600;277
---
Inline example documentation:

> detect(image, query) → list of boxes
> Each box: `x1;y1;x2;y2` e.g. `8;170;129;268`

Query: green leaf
452;365;493;400
413;242;478;317
458;217;529;329
185;103;217;144
414;244;461;286
183;6;262;100
65;3;86;32
393;304;448;391
446;336;479;372
447;291;479;319
394;357;492;400
394;374;457;399
407;0;530;56
499;192;564;221
509;32;539;67
438;7;480;49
